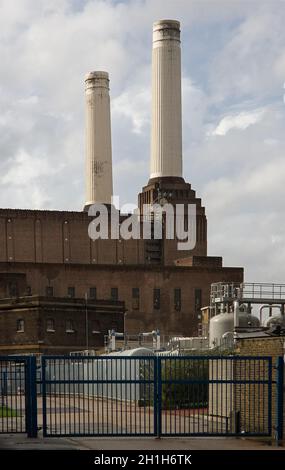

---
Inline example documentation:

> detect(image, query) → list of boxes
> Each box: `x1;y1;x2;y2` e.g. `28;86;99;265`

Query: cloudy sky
0;0;285;283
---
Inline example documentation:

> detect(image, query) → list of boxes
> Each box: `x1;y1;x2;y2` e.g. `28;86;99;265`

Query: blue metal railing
0;356;37;435
39;355;274;438
1;354;282;440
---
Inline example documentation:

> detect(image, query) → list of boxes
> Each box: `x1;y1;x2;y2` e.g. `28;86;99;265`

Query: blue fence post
276;356;284;443
156;357;162;439
26;356;38;438
42;357;47;437
153;356;157;437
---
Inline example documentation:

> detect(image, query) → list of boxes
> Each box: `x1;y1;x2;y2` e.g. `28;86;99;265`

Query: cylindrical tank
209;311;260;348
264;314;285;328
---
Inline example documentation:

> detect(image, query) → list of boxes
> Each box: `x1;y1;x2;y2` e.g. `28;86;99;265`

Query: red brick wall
0;297;124;355
0;262;243;336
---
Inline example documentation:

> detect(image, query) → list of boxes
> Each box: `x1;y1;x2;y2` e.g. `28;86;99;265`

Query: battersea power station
0;20;243;355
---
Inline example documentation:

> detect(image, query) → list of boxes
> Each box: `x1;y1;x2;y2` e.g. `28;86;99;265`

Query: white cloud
112;86;151;135
210;108;265;136
0;0;284;283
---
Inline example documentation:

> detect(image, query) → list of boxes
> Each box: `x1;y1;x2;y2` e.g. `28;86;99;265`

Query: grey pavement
0;433;283;450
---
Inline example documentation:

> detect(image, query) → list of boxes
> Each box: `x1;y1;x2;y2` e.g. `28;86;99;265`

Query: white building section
85;71;113;208
150;20;183;179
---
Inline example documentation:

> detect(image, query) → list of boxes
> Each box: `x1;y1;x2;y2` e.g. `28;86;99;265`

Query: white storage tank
209;310;260;348
83;347;154;401
264;314;285;328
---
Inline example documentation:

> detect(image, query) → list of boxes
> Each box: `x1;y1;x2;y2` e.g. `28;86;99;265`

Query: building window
46;318;55;332
17;319;24;332
46;286;53;297
66;319;74;333
153;288;160;310
9;282;18;297
89;287;97;299
195;288;202;315
174;288;181;311
111;288;118;301
132;288;140;310
67;286;75;298
92;320;101;334
26;286;32;296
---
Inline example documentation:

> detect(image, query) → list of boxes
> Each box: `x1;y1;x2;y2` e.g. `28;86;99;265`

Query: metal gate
158;356;273;436
40;355;279;438
0;356;37;436
41;355;157;437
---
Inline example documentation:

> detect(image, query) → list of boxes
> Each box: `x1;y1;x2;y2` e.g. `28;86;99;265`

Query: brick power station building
0;20;243;355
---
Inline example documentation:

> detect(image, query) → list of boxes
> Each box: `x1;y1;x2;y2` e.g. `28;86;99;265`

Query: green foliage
161;358;209;410
0;406;18;417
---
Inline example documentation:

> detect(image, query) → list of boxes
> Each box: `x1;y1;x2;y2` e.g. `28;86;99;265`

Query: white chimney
84;71;113;209
150;20;183;179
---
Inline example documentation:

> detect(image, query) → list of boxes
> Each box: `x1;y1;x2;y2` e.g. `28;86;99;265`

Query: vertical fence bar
42;357;47;437
156;357;161;438
276;356;284;443
26;356;38;438
268;357;272;436
153;356;157;437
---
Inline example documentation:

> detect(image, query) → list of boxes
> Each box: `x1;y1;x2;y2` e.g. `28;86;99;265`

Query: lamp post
85;292;89;352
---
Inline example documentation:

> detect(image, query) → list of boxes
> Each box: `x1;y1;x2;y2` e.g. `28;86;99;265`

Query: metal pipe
85;292;89;352
233;300;240;329
259;304;282;324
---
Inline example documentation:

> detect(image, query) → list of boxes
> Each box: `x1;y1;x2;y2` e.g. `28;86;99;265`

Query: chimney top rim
153;19;180;30
85;71;109;81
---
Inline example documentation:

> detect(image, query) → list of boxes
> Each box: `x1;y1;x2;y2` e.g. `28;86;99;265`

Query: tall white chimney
150;20;183;179
84;71;113;209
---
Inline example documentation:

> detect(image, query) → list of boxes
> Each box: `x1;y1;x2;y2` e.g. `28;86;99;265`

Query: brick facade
0;296;124;355
0;178;243;343
0;261;243;337
235;336;285;439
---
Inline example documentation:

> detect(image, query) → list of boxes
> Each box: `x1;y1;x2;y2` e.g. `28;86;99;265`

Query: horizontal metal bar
42;356;156;361
45;433;157;437
161;379;271;385
38;379;155;385
0;356;28;362
159;432;271;437
41;355;272;361
159;356;272;360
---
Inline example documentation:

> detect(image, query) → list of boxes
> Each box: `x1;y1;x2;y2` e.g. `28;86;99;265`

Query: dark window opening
195;288;202;315
66;319;74;333
46;286;54;297
89;287;97;299
174;288;181;311
111;288;118;301
26;286;32;296
132;287;140;310
92;320;101;334
46;318;55;332
9;282;18;297
17;319;24;332
68;286;75;298
153;288;160;310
